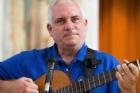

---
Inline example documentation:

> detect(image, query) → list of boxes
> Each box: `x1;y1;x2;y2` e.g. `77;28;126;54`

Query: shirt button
66;68;69;72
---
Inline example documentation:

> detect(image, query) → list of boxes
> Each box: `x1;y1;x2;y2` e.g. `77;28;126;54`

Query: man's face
47;1;87;48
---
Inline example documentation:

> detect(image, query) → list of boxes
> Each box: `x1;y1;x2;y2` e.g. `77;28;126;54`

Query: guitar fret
67;86;70;93
55;89;57;93
54;90;57;93
52;90;55;93
60;88;63;93
99;74;105;85
58;88;61;93
70;84;73;93
103;72;106;83
83;80;86;91
105;72;113;83
92;76;95;88
74;82;78;93
87;78;91;89
97;74;101;86
64;87;66;93
78;81;82;93
93;76;98;88
66;87;69;93
60;87;63;93
55;89;58;93
109;70;112;81
79;80;87;92
137;59;140;71
84;79;90;91
111;69;117;80
55;88;58;93
65;86;68;93
89;74;100;88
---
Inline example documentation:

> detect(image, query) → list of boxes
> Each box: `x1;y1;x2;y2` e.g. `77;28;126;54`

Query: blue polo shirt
0;44;121;93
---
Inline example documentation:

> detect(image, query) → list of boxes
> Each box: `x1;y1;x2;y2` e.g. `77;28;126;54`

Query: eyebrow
56;15;81;19
55;17;64;20
72;15;81;18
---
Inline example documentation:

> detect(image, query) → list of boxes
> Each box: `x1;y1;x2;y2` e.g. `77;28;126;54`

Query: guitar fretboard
50;59;140;93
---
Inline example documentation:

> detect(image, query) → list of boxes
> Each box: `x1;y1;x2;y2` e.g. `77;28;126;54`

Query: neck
57;44;83;64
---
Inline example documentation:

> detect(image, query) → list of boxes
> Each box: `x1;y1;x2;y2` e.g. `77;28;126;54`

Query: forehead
52;1;83;19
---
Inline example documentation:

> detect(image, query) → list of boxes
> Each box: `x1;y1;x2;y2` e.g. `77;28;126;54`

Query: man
0;0;139;93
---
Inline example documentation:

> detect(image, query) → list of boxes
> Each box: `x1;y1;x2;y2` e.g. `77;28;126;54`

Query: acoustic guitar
34;59;140;93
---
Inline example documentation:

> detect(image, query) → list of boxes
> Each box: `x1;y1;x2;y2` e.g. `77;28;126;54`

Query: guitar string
51;60;140;93
53;69;116;93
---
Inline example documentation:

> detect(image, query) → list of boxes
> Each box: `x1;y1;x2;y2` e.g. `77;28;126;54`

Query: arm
0;77;39;93
116;60;139;93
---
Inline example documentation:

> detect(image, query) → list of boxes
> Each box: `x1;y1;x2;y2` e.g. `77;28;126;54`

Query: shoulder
95;50;117;61
94;50;120;69
0;47;55;80
87;48;119;62
1;47;51;64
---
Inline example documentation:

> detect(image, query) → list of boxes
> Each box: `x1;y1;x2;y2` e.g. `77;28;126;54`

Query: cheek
51;30;63;40
79;26;87;35
49;25;64;40
51;32;59;38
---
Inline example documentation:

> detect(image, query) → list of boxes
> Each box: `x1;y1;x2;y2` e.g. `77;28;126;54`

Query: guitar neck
51;59;140;93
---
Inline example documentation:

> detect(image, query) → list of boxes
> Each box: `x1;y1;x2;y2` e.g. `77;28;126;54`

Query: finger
21;77;38;90
24;87;39;93
24;81;38;90
23;77;34;84
121;64;134;78
123;59;129;64
117;65;125;77
116;71;123;82
128;63;139;78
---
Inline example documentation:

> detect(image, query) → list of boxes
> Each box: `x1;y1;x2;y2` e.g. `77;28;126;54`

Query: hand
1;77;39;93
116;60;139;93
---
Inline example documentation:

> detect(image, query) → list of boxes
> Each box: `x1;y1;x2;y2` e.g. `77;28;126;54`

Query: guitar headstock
130;59;140;71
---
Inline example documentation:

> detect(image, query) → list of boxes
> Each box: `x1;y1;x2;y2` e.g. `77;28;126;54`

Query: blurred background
0;0;99;60
0;0;140;92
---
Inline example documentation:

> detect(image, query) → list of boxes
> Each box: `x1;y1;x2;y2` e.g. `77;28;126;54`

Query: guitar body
34;70;71;92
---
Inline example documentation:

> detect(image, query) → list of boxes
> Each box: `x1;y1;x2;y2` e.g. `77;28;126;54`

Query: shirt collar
50;43;88;62
51;43;62;61
75;43;88;61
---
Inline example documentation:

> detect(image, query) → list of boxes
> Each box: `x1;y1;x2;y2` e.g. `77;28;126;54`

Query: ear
47;24;52;33
84;19;88;26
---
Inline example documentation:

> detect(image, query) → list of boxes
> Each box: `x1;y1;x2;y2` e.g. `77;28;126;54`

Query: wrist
0;80;12;92
121;88;136;93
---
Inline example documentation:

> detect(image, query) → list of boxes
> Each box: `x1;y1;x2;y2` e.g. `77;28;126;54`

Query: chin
64;42;77;47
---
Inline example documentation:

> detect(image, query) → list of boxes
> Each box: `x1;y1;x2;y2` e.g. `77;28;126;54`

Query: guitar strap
45;58;56;93
85;48;101;79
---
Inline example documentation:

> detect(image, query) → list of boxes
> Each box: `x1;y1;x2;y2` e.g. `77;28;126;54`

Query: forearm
0;80;9;92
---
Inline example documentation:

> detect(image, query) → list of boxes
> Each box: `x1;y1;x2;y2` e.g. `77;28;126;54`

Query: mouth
64;33;78;38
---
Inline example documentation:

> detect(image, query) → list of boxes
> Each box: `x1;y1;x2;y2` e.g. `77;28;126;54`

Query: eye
71;16;81;23
55;18;66;25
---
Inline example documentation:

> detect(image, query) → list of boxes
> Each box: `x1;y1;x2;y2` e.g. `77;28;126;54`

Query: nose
64;20;74;31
